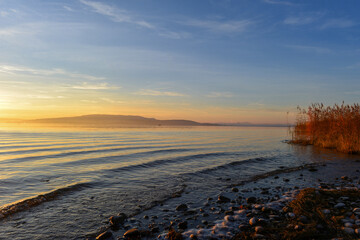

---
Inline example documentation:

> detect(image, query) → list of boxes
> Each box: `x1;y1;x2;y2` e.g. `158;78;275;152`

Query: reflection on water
0;126;356;239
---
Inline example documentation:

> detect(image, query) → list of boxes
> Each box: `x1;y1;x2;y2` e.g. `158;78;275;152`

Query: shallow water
0;126;357;239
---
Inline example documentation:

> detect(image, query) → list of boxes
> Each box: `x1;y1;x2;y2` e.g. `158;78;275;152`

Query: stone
335;203;346;208
355;228;360;235
254;233;266;239
343;227;354;235
238;224;250;231
294;225;302;230
176;203;188;211
96;231;113;240
255;226;264;233
217;195;230;203
190;234;198;239
322;209;331;214
151;227;160;233
246;197;256;204
232;187;239;192
109;214;127;226
124;228;140;239
299;215;308;223
288;212;296;219
178;221;188;230
344;222;354;228
249;217;257;225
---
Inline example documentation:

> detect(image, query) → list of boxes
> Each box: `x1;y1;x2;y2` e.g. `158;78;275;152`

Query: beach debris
123;228;140;239
96;230;113;240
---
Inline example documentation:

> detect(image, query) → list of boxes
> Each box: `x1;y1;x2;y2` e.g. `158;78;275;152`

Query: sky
0;0;359;124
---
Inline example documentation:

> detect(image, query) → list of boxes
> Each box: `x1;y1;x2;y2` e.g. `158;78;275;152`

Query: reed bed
291;103;360;153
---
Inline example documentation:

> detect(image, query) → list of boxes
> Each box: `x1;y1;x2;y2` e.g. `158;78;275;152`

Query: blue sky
0;0;359;123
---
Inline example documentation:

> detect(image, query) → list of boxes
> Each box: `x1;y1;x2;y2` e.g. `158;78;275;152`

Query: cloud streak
69;82;118;90
0;64;105;81
79;0;154;29
284;12;324;25
184;19;253;33
136;89;185;97
263;0;296;6
320;19;356;29
206;92;234;98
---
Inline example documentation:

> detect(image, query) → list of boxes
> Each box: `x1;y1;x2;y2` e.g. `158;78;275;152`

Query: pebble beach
91;160;360;240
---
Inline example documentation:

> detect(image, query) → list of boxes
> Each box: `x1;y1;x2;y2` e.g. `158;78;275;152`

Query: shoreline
90;159;360;240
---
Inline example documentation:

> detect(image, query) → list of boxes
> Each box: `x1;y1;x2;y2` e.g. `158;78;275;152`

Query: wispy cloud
100;98;123;104
284;12;324;25
26;95;65;99
0;64;105;81
286;45;332;54
158;31;191;39
69;82;118;90
263;0;296;6
136;89;185;97
320;19;356;29
184;19;253;33
206;92;234;98
63;6;75;12
79;0;154;29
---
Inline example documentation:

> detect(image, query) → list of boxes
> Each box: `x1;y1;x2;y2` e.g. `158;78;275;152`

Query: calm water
0;126;353;239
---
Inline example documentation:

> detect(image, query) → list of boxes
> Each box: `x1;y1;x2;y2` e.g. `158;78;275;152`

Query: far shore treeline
291;103;360;154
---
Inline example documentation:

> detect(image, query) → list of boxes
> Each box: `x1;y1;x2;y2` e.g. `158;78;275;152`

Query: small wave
108;151;247;173
194;156;271;175
230;162;323;187
0;145;166;165
56;148;197;167
0;182;91;220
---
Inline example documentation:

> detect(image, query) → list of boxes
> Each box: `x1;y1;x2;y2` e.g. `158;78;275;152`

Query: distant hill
25;114;217;127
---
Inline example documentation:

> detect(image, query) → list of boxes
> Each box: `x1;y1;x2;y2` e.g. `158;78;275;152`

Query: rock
224;215;234;222
294;225;302;230
224;210;234;215
322;209;331;214
190;234;198;239
249;217;257;225
232;187;239;192
109;214;127;226
287;212;296;219
96;231;113;240
255;226;264;233
283;178;290;182
355;228;360;235
217;195;230;203
335;203;346;208
299;215;308;223
246;197;256;204
254;233;266;239
343;227;355;235
151;227;159;233
178;221;188;230
341;176;349;180
176;203;188;211
238;224;250;231
344;222;354;228
124;228;140;239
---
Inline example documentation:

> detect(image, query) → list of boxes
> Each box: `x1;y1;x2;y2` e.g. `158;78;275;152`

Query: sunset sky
0;0;359;123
